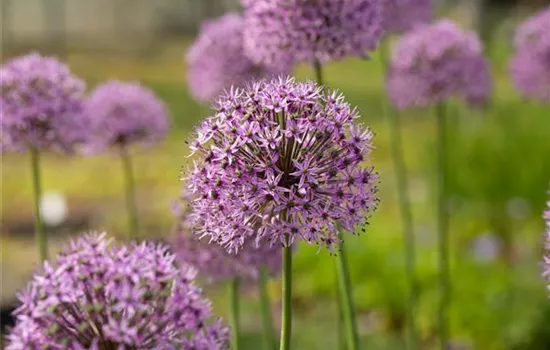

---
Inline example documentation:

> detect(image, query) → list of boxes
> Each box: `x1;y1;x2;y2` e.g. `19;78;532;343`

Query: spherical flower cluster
84;81;169;151
387;20;492;109
6;232;228;349
0;53;86;153
185;77;379;253
173;193;282;282
186;13;287;102
242;0;383;68
510;7;550;102
382;0;433;35
543;196;550;294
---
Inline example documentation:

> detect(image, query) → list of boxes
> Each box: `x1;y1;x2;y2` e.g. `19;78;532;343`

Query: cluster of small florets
242;0;383;68
387;20;492;109
84;81;170;151
185;77;379;254
186;13;287;102
173;192;282;282
0;53;86;153
382;0;433;35
6;233;229;350
510;6;550;102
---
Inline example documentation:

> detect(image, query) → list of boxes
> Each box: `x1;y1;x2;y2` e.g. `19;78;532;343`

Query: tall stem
259;267;275;350
336;234;360;350
120;145;139;239
435;103;450;350
30;147;47;261
379;40;418;350
229;278;241;350
280;234;292;350
313;59;324;86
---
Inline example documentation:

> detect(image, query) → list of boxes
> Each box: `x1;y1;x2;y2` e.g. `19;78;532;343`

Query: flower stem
335;269;346;350
313;59;324;86
336;234;360;350
259;266;275;350
30;147;47;261
379;40;418;350
280;234;292;350
229;278;241;350
435;103;450;350
119;145;139;239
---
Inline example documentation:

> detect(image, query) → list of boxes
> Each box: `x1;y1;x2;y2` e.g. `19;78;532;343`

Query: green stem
336;235;360;350
435;103;450;350
379;40;418;350
120;145;139;239
280;235;292;350
30;147;47;261
229;278;241;350
313;60;324;86
335;268;346;350
259;267;275;350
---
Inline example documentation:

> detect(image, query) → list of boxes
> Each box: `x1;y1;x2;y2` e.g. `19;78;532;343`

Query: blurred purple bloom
382;0;433;35
242;0;383;68
84;81;169;151
185;76;379;253
387;20;492;109
173;192;282;282
543;194;550;293
6;232;228;350
0;53;86;153
510;7;550;102
186;13;287;102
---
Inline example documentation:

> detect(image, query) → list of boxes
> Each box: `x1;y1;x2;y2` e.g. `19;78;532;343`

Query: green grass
1;40;550;349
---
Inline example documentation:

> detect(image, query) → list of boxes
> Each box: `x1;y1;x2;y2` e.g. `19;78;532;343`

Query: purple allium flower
387;20;492;109
510;7;550;102
543;195;550;292
185;77;379;253
0;53;86;153
186;13;288;102
173;193;282;282
6;232;229;349
382;0;433;35
84;81;170;151
242;0;383;68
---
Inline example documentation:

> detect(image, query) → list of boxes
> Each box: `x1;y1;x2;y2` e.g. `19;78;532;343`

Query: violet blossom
185;76;378;253
387;19;492;109
186;12;288;102
6;232;228;349
0;53;86;153
242;0;383;68
382;0;433;35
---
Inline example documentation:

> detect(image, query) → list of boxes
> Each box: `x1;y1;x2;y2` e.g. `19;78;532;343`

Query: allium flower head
387;19;492;109
543;192;550;293
242;0;383;68
510;7;550;102
0;52;86;152
185;77;378;253
173;193;282;282
85;81;169;150
186;13;288;102
6;232;228;349
382;0;433;35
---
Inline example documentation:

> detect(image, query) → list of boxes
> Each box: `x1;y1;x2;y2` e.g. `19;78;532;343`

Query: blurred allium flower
242;0;383;68
510;7;550;102
387;20;492;109
543;196;550;292
185;77;378;253
6;233;228;350
382;0;433;35
173;193;282;282
0;53;86;152
186;13;288;102
85;81;169;151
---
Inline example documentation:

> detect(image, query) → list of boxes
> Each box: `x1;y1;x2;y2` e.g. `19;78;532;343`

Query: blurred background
1;0;550;348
